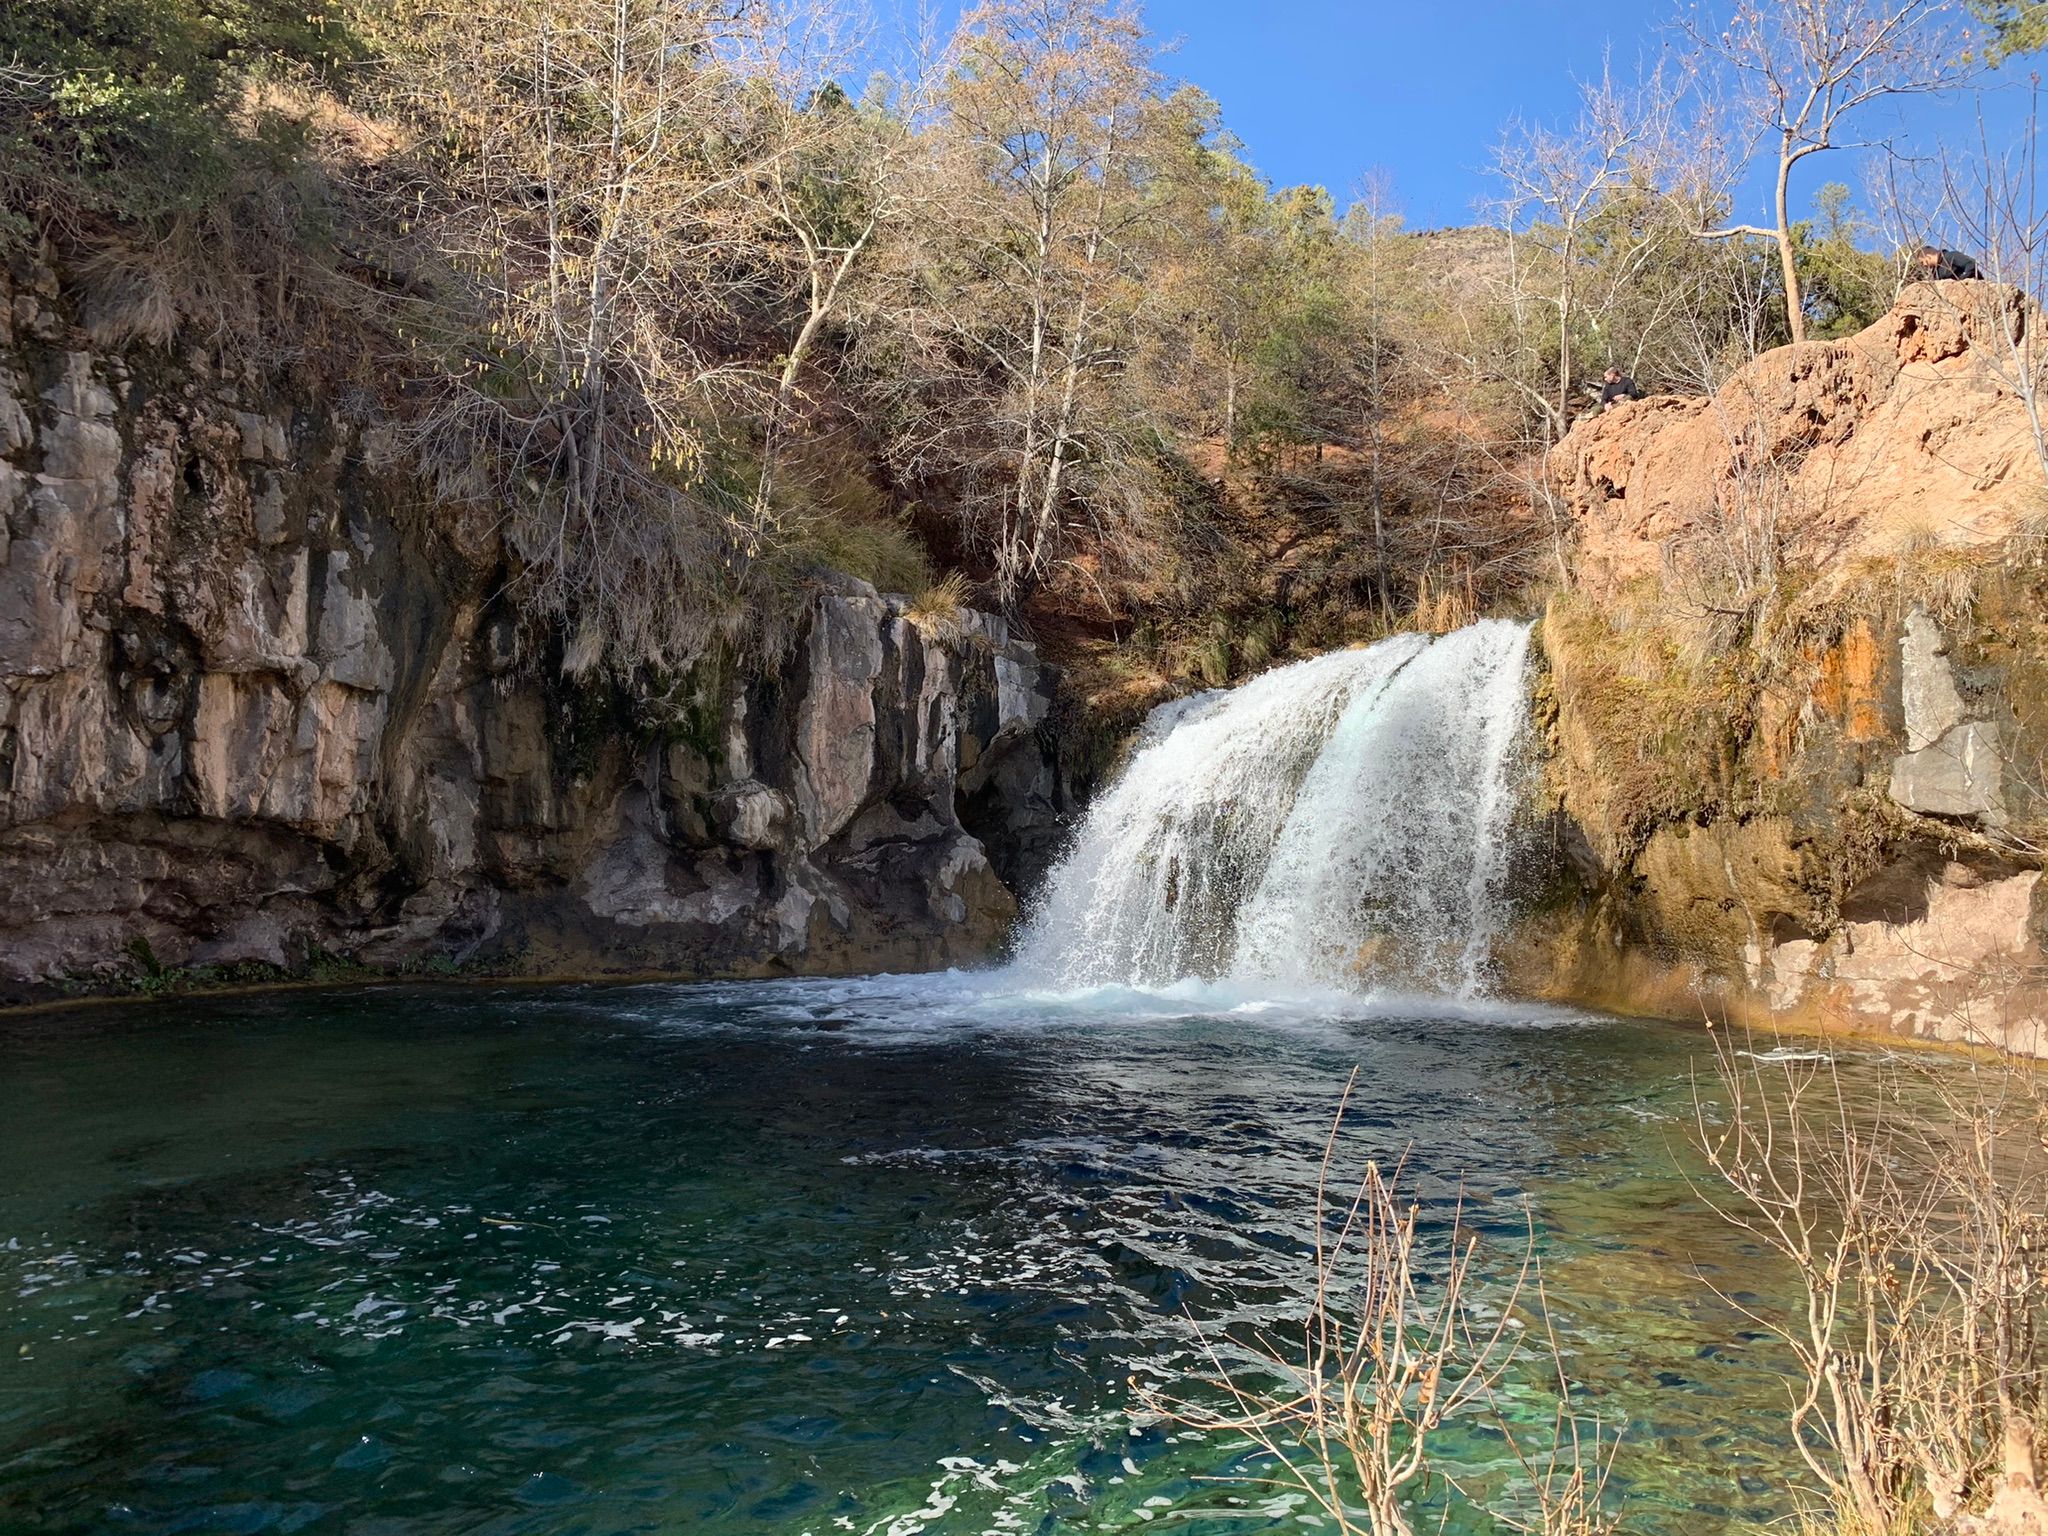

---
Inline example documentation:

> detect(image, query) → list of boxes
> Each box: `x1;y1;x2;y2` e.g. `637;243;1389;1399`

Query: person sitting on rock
1916;244;1982;281
1598;366;1644;410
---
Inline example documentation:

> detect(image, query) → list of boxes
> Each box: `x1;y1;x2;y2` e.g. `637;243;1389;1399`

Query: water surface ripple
1;976;1815;1534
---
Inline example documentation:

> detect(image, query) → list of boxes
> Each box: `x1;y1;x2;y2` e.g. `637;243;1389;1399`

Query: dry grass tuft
1412;565;1478;635
1778;544;1991;652
785;513;933;599
905;570;971;639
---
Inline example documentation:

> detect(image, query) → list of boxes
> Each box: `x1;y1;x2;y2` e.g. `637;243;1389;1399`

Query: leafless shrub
1692;1028;2048;1535
1141;1075;1622;1536
1939;86;2048;487
1692;1038;1922;1532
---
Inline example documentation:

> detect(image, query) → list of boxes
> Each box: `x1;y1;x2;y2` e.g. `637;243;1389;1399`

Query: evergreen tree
1971;1;2048;58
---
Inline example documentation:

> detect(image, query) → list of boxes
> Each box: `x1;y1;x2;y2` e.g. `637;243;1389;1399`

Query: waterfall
1014;619;1533;996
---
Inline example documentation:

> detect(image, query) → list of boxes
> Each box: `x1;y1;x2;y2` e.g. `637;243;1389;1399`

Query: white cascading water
1014;619;1533;997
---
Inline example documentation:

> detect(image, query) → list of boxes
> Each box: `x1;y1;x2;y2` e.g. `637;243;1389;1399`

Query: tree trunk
1557;228;1575;427
1775;137;1806;345
754;225;873;537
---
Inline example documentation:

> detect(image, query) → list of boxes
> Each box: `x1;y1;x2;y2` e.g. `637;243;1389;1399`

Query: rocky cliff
0;264;1066;1003
1520;281;2048;1054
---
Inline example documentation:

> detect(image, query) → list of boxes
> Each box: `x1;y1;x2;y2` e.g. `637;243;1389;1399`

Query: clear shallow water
0;975;1815;1534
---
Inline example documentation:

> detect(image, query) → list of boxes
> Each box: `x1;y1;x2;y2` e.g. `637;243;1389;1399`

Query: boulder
1890;721;2006;822
711;781;792;852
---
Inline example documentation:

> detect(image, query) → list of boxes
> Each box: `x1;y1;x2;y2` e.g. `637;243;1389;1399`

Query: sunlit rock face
1523;584;2048;1058
0;265;1062;999
1518;284;2048;1055
1512;598;2048;1054
1549;281;2048;603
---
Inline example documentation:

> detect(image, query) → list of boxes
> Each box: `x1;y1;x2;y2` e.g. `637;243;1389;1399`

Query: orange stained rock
1550;283;2047;604
1811;620;1887;743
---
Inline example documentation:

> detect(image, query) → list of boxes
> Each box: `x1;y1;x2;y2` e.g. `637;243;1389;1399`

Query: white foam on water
636;965;1594;1042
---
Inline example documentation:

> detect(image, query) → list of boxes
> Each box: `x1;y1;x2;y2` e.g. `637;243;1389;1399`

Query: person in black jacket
1598;366;1643;410
1917;244;1982;281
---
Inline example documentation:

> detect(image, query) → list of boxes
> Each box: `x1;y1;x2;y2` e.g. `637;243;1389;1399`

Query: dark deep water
1;975;1819;1534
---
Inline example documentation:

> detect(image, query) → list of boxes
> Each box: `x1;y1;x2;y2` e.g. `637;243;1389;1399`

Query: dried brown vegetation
1141;1075;1623;1536
1694;1031;2048;1535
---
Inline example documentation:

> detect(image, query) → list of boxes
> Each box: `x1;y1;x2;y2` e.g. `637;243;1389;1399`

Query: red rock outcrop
1519;284;2048;1055
1549;282;2046;600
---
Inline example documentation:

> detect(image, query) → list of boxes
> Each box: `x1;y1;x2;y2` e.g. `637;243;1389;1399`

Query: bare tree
1458;65;1694;589
1939;87;2048;480
748;6;940;530
1487;63;1677;435
1692;1029;2048;1536
862;0;1165;609
1134;89;1278;453
1679;0;1982;344
358;0;854;675
1347;171;1405;622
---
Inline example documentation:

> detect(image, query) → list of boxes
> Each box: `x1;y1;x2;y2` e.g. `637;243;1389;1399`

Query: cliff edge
1551;280;2044;597
0;262;1067;1003
1520;280;2048;1054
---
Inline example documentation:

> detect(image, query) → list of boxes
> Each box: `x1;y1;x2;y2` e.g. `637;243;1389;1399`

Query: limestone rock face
1812;863;2044;1054
1888;607;2007;822
1890;720;2006;821
0;269;1065;999
1899;607;1970;748
794;591;886;845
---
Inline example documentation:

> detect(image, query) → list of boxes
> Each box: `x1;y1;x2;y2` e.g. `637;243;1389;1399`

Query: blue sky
883;0;2041;238
1147;0;1676;227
